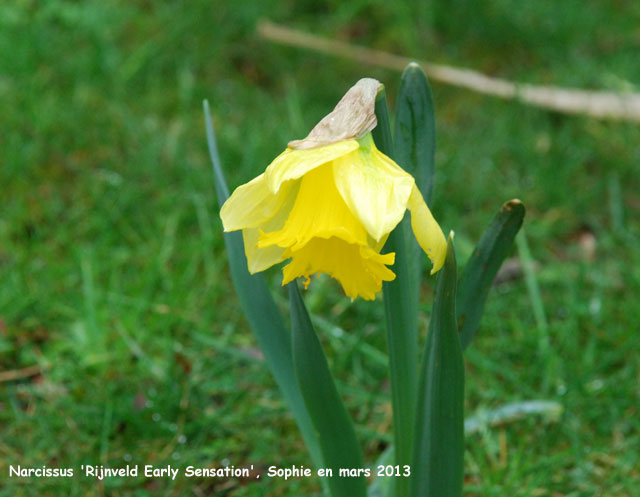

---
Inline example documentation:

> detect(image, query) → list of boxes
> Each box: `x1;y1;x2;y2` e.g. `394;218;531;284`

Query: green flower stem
373;90;418;497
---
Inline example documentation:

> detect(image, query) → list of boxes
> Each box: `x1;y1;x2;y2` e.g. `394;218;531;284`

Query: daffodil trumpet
220;78;446;300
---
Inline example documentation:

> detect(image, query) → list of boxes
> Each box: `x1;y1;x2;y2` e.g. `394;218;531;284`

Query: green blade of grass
203;100;322;468
289;282;367;497
411;234;464;497
458;199;525;350
368;446;394;497
516;228;550;361
372;89;418;497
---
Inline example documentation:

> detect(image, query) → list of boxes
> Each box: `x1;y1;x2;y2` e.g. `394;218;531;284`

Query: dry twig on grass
0;365;44;383
258;20;640;122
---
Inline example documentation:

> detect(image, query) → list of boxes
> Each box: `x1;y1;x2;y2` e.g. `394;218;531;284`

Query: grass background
1;0;639;495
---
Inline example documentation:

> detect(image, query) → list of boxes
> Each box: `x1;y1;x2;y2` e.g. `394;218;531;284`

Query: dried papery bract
288;78;383;149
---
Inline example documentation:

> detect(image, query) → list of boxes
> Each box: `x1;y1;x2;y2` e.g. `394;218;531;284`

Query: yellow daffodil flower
220;78;446;300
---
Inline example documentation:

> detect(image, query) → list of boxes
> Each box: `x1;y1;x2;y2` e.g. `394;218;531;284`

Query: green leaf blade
203;101;322;468
394;63;436;205
373;90;418;497
393;65;439;394
289;282;367;497
458;199;525;350
411;235;464;497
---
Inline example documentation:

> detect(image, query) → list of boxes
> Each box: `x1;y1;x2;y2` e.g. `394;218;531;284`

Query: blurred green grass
1;0;639;495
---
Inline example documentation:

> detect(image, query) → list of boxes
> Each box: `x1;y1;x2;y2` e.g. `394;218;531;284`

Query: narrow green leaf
289;282;367;497
372;89;418;497
203;100;230;203
458;199;525;349
203;101;322;468
411;235;464;497
393;63;438;360
394;63;436;205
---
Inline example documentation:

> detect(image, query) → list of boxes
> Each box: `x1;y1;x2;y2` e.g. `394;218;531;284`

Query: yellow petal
242;229;286;273
220;173;299;231
265;140;359;193
333;141;414;242
258;163;368;251
281;236;396;300
407;185;447;274
238;183;301;272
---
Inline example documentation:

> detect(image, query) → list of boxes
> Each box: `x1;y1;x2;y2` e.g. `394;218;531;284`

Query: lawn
1;1;639;496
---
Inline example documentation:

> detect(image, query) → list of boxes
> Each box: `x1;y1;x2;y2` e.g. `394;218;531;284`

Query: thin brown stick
0;364;44;383
258;20;640;122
